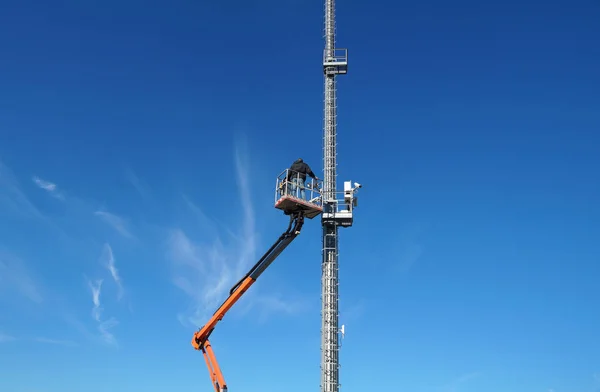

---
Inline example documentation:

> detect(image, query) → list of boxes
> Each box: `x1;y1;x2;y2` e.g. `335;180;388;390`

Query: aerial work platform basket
274;169;323;219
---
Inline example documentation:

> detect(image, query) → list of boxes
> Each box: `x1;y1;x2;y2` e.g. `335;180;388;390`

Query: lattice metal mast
320;0;354;392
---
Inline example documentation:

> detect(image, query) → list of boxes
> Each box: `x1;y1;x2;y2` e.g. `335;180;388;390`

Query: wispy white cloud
86;277;118;346
63;314;98;342
168;140;304;328
32;176;57;192
98;317;119;346
0;161;72;245
169;228;232;326
0;160;44;219
1;161;130;347
234;142;257;261
94;210;134;239
0;249;43;303
100;243;124;300
0;332;16;342
182;194;222;234
65;313;121;348
87;251;120;346
88;279;103;322
125;168;152;200
167;145;254;327
32;175;64;200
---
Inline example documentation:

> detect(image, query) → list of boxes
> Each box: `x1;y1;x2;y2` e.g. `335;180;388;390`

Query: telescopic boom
192;211;305;392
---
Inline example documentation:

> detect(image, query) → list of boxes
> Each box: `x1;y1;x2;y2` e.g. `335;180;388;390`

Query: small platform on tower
274;169;323;219
323;48;348;75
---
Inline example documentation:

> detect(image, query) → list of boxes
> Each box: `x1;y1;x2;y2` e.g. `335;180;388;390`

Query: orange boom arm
192;211;305;392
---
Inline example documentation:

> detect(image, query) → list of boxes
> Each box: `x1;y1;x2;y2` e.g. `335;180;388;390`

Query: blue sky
1;0;599;391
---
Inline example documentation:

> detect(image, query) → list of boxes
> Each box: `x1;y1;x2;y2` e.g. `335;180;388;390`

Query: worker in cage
286;158;318;200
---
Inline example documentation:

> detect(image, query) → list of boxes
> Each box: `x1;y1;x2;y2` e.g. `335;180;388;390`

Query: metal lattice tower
320;0;350;391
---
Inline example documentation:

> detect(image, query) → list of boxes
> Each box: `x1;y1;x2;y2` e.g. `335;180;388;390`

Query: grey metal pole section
321;0;348;391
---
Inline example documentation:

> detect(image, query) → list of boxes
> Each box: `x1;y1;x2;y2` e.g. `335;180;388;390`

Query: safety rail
322;191;357;212
323;48;348;65
275;169;323;207
320;181;359;227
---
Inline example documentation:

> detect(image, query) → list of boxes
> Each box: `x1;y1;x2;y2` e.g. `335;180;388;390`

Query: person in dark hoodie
287;158;318;200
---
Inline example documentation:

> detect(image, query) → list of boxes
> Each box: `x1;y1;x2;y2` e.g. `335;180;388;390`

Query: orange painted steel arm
201;339;227;392
191;212;305;392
